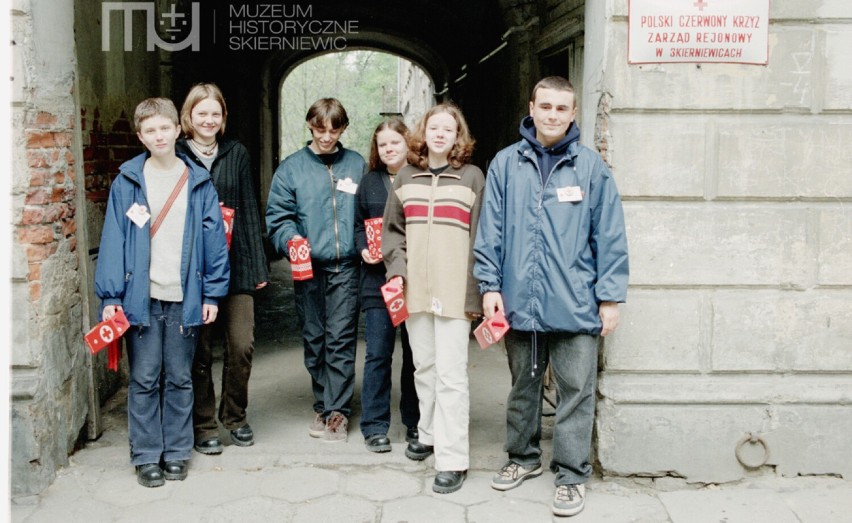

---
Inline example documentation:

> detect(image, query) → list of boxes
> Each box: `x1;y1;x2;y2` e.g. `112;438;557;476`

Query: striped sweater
382;163;485;320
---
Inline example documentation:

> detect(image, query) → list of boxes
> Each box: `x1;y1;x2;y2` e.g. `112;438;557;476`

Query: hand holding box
381;280;409;327
287;237;313;281
474;310;510;349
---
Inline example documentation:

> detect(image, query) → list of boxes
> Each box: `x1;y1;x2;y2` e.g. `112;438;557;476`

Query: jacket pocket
567;268;590;307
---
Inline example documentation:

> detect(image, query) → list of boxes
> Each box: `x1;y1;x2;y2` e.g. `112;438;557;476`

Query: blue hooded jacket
473;117;629;334
94;152;231;327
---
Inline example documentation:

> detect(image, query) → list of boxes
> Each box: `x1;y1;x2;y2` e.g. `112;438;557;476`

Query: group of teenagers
94;75;629;518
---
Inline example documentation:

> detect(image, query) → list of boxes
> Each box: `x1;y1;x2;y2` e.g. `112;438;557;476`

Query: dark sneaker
404;440;434;461
432;470;467;494
194;437;224;455
322;411;348;443
553;484;586;517
230;424;255;447
364;433;391;453
163;460;188;481
309;412;325;438
136;463;165;488
491;460;543;491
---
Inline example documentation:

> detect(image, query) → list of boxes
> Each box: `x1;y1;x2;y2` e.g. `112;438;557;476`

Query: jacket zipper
327;165;341;269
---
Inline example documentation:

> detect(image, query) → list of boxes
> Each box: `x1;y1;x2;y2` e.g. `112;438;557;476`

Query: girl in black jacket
354;119;420;453
177;83;269;454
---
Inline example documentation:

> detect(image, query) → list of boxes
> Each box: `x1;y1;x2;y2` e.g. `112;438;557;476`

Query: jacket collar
119;151;212;188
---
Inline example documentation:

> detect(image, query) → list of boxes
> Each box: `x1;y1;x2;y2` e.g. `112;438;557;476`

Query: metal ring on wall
735;432;770;469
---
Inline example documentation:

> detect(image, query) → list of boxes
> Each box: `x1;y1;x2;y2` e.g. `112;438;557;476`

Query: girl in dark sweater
176;83;269;454
354;119;420;453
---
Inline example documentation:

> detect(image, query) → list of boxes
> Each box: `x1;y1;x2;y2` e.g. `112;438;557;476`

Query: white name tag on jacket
336;177;358;194
557;186;583;202
126;203;151;228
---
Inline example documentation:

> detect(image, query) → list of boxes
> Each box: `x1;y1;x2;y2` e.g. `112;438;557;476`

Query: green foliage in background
280;51;399;160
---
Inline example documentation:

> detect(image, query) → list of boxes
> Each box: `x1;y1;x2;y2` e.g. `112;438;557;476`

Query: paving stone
257;466;340;502
343;468;423;501
292;494;377;523
200;496;294;523
381;495;467;523
659;488;800;523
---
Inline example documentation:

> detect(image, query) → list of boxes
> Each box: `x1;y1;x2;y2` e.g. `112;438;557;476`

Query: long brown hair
407;103;475;170
368;118;409;171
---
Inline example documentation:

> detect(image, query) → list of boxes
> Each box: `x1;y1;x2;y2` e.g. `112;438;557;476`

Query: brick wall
82;108;143;204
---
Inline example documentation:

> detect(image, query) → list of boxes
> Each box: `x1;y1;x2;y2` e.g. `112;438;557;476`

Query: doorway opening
279;50;433;160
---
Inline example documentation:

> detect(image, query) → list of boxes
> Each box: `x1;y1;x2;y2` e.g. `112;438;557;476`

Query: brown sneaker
322;411;348;443
309;412;325;438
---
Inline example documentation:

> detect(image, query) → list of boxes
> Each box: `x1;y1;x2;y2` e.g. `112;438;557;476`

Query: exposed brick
29;169;49;187
18;226;55;244
29;281;41;302
26;131;56;149
34;111;58;127
69;237;77;252
65;150;75;166
21;208;45;225
61;219;76;237
25;188;51;205
43;205;63;222
53;132;72;147
28;263;41;282
66;166;76;183
27;151;48;168
26;243;57;262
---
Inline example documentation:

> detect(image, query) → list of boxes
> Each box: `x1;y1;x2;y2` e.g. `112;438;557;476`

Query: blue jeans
126;300;197;465
360;309;419;437
504;331;598;485
294;263;359;417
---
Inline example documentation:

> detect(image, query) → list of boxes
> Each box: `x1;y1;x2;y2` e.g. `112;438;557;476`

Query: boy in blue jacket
95;98;230;487
474;77;628;517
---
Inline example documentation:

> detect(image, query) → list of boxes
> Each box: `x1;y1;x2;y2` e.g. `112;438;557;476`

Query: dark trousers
504;331;599;485
294;263;359;417
360;309;419;437
192;294;255;441
127;300;196;465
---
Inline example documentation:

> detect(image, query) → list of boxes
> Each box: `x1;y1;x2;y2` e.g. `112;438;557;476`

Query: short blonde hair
180;83;228;138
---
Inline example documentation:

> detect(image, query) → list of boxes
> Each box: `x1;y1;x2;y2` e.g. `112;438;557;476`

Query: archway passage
168;0;542;196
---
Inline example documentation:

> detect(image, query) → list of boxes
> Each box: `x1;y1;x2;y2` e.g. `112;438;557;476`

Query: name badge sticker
336;177;357;195
126;203;151;228
557;186;584;203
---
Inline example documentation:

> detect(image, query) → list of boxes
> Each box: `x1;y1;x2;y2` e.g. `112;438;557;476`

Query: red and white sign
220;203;235;250
473;310;511;350
380;280;409;327
628;0;769;65
85;309;130;354
365;217;383;260
287;237;313;281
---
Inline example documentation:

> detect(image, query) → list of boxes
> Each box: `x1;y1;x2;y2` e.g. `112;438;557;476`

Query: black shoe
194;437;224;455
404;440;434;461
405;426;419;443
433;470;467;494
163;460;188;481
136;463;165;488
230;424;255;447
365;433;392;453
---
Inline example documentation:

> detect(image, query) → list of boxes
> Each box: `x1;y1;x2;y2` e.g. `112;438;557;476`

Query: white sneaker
490;461;543;491
552;483;585;517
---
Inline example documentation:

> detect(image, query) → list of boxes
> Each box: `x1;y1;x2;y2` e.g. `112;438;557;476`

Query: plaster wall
590;0;852;483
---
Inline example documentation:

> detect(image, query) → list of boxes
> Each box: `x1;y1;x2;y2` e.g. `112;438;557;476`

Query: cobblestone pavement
10;262;852;522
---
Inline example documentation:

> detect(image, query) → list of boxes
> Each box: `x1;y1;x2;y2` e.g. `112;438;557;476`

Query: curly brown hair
407;102;475;170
